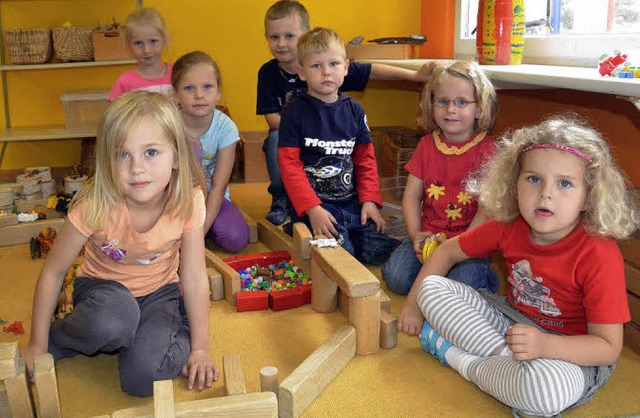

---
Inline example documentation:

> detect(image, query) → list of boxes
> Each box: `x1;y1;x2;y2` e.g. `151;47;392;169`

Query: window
455;0;640;67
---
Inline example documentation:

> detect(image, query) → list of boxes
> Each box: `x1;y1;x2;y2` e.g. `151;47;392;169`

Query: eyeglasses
433;98;476;109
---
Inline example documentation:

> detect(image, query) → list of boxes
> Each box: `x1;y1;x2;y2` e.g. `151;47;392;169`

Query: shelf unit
0;0;142;168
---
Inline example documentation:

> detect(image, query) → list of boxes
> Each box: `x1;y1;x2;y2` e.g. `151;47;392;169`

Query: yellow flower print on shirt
427;183;445;200
457;191;472;206
445;204;462;221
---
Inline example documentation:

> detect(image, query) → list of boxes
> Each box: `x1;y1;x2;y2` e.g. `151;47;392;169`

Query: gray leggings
418;275;614;416
49;277;191;397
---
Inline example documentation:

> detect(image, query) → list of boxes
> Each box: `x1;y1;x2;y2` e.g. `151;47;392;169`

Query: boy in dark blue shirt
278;27;396;265
258;0;433;225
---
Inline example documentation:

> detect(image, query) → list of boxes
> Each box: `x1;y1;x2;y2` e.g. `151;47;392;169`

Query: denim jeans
381;237;499;295
262;130;289;209
286;199;397;265
49;277;190;397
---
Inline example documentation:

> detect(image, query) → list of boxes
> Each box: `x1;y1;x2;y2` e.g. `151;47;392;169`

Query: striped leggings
417;275;587;417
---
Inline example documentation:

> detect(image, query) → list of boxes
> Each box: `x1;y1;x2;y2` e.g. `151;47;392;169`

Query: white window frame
454;0;640;67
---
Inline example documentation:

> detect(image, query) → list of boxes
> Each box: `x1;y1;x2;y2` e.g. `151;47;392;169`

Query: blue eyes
120;149;158;159
433;98;476;109
526;175;573;188
182;84;215;93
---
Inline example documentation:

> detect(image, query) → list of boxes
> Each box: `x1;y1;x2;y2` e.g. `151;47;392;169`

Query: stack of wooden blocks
620;233;640;353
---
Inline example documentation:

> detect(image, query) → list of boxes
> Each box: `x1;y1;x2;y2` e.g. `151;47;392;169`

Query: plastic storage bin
60;90;110;133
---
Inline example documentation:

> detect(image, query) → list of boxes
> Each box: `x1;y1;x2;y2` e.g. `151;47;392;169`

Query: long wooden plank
292;222;312;260
0;342;19;380
112;392;277;418
33;354;61;418
257;219;292;253
279;325;356;418
0;382;11;418
153;380;175;418
4;359;35;418
239;209;258;243
0;218;65;247
204;248;240;306
311;245;380;298
223;354;246;396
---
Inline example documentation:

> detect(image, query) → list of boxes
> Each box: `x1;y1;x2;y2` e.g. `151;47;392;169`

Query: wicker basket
4;28;52;64
52;27;94;62
381;130;423;178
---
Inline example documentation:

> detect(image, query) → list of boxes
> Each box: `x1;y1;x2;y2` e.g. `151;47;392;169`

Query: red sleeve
278;147;321;216
353;143;382;207
458;218;503;258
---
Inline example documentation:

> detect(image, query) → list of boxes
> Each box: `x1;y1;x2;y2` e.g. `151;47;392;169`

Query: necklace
433;130;486;155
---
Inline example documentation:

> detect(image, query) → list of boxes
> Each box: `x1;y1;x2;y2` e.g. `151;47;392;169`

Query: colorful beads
238;259;310;292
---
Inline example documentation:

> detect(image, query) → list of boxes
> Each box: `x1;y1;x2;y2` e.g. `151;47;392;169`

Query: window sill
359;59;640;110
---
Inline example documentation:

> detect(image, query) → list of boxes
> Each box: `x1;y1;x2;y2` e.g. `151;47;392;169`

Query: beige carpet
1;183;639;417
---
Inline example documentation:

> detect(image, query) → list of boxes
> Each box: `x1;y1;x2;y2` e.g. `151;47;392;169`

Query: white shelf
359;59;640;98
0;125;96;142
0;59;135;71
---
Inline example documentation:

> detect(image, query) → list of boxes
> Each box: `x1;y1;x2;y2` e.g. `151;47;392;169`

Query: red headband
521;144;593;165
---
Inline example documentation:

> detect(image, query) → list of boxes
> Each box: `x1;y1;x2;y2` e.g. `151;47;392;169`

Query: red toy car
598;52;628;76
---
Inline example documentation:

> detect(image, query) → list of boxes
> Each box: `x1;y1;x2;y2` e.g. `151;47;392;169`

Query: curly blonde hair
70;91;206;230
418;60;498;133
469;114;639;239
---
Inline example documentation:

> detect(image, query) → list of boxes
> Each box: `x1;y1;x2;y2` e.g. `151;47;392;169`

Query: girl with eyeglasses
383;60;499;303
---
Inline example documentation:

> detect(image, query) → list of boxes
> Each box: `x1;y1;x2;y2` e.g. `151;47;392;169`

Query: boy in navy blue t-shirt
258;0;433;225
278;27;396;265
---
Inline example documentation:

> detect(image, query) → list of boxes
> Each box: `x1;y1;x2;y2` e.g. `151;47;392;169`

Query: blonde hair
125;7;169;42
418;60;497;133
69;91;206;230
470;114;639;239
172;51;222;91
297;27;346;65
265;0;310;31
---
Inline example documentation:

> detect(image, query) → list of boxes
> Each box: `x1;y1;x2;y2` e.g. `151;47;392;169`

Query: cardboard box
241;131;269;183
92;29;134;61
60;90;110;133
346;44;416;60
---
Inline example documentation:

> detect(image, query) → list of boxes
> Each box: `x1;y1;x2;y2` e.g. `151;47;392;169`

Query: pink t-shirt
69;188;205;297
108;62;173;101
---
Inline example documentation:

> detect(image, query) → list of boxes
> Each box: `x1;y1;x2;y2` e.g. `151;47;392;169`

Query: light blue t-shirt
199;109;240;200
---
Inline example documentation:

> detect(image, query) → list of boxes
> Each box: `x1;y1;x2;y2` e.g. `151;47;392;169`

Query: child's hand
360;201;386;232
398;300;425;336
181;349;219;391
411;231;434;261
505;324;548;361
415;61;438;83
20;341;48;382
307;205;339;238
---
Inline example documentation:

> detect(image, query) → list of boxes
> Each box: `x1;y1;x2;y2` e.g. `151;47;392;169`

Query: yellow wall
1;0;421;170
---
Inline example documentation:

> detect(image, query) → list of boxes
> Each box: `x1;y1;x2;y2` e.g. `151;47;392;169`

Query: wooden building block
311;245;380;298
292;222;312;260
0;342;19;380
0;214;18;228
236;290;269;312
153;380;175;418
310;258;337;313
240;209;258;243
279;325;356;418
629;292;640;323
207;267;224;301
260;366;279;395
257;220;293;253
112;392;277;417
380;290;391;313
205;249;241;306
223;354;246;396
338;289;349;317
345;44;416;60
241;131;269;183
624;321;640;354
4;360;34;418
380;310;398;349
269;287;304;311
0;382;10;418
33;353;61;418
0;218;65;247
348;292;381;355
626;263;640;297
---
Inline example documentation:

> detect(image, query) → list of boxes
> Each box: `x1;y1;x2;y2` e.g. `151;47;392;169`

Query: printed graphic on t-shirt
509;259;561;317
304;156;354;201
101;238;126;261
282;88;306;107
424;180;476;230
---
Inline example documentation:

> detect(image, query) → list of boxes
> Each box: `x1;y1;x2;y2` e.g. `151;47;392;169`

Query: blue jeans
49;277;190;397
286;199;397;265
381;237;499;295
262;130;289;209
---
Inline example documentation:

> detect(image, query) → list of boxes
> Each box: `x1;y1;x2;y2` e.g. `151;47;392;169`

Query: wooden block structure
239;208;258;243
257;219;293;254
223;354;247;396
207;267;224;301
0;342;19;380
153;380;175;418
380;310;398;349
0;198;66;247
291;222;312;279
205;248;241;306
33;353;62;418
279;325;356;418
311;244;381;355
620;234;640;353
0;382;11;418
4;359;34;418
260;366;279;395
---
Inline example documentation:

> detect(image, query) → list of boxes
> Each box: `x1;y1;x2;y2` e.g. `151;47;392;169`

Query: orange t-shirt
69;188;205;297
